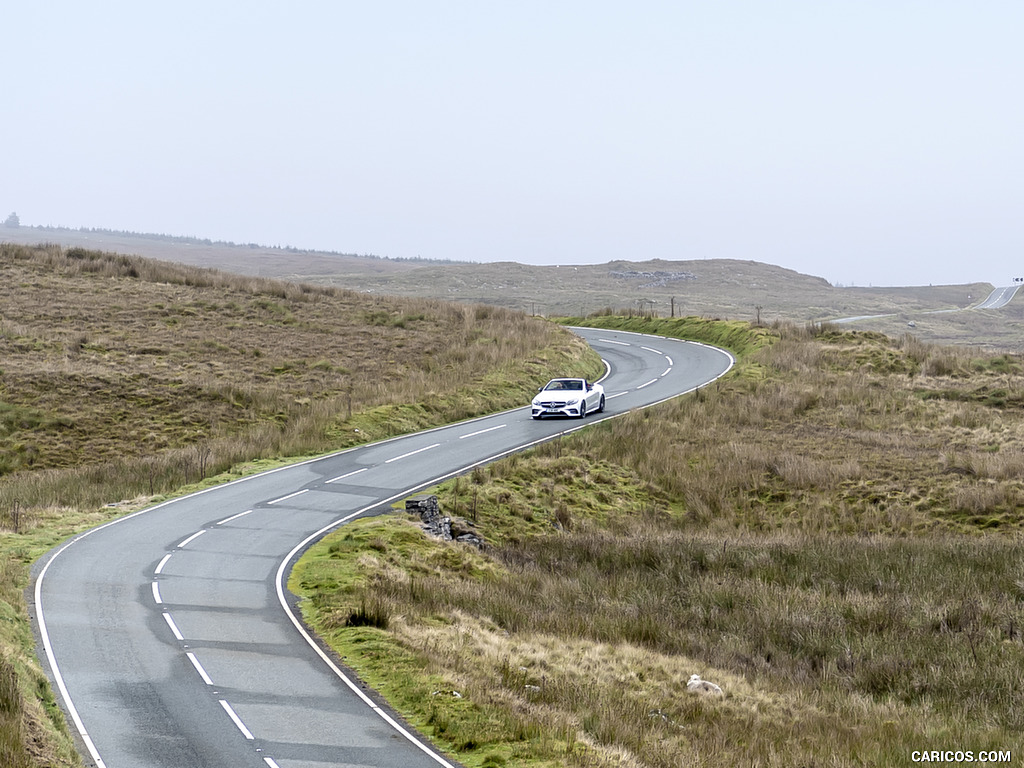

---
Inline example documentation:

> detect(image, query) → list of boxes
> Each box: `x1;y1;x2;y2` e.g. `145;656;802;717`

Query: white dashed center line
326;467;368;483
641;346;662;354
384;443;440;463
460;424;507;439
268;489;309;505
219;700;254;740
163;613;184;641
152;582;162;605
637;378;658;389
155;554;172;575
177;530;206;548
187;653;214;686
598;338;630;345
217;509;253;525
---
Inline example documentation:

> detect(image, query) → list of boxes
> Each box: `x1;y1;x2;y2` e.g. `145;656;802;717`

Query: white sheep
686;674;723;696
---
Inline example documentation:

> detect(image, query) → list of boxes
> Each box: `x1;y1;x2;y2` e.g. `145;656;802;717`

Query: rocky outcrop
609;269;697;288
406;495;483;548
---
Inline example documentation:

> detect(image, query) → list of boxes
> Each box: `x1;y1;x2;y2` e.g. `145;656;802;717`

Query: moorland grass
7;227;1018;349
0;243;603;766
293;317;1024;767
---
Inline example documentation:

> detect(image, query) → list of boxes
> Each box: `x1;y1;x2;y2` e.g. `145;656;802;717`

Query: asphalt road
834;285;1019;324
973;285;1020;309
31;327;734;768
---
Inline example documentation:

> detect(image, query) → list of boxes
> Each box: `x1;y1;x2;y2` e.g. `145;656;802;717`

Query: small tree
3;212;19;228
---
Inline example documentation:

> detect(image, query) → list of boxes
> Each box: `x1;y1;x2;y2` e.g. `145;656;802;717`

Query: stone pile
406;495;483;548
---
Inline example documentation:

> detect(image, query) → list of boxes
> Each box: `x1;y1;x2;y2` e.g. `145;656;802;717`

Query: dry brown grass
6;226;1016;350
294;318;1024;767
0;242;603;767
0;243;599;509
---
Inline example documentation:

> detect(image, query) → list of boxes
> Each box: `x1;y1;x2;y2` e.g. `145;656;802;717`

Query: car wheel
597;395;605;413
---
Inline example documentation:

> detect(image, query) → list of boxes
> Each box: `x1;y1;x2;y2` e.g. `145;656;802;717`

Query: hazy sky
4;2;1022;287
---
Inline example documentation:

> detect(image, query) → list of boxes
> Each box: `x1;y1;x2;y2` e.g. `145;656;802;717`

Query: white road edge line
219;700;255;740
459;424;507;439
268;489;309;505
155;553;172;574
177;530;206;548
326;467;368;483
384;443;441;463
187;653;214;685
163;612;184;641
33;546;109;768
217;509;253;525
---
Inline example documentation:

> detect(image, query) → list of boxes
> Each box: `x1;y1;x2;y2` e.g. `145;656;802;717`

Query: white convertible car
531;378;605;419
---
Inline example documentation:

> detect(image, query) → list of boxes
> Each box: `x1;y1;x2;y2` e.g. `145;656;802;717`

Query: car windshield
544;379;582;391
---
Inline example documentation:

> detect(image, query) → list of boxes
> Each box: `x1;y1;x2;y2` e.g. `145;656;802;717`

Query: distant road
974;285;1020;309
834;285;1018;324
33;328;734;768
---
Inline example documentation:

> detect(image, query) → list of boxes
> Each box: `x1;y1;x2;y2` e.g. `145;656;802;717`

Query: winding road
31;328;734;768
834;285;1019;324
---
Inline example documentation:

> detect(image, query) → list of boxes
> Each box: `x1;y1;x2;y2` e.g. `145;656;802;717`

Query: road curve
31;328;734;768
833;285;1019;324
974;285;1019;309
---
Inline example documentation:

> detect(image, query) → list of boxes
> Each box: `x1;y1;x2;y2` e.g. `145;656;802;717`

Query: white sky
4;2;1022;287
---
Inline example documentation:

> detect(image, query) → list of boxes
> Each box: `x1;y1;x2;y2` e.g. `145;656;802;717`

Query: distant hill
3;224;1019;350
0;224;452;279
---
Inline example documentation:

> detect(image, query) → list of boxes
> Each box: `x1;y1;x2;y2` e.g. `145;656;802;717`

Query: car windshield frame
543;379;584;392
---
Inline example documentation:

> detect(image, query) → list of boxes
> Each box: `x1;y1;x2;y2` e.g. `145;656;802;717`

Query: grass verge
292;317;1024;767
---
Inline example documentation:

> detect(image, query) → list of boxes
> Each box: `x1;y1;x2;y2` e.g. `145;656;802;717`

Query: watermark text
911;751;1012;764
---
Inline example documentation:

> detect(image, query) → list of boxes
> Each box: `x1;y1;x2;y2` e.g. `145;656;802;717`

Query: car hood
533;392;581;403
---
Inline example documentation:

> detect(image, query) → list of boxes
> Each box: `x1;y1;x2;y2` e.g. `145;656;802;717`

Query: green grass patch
564;314;774;357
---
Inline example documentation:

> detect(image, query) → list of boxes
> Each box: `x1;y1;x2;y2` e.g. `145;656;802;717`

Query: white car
531;378;605;419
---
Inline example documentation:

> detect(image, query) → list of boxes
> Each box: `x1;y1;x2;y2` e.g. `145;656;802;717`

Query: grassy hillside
292;318;1024;767
2;233;1021;765
0;243;602;767
0;224;436;279
3;226;1016;350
